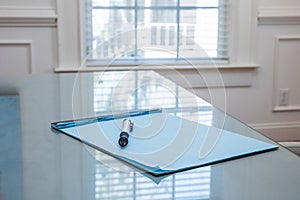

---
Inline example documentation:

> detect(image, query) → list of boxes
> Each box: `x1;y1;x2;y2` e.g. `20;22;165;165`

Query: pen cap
122;119;133;133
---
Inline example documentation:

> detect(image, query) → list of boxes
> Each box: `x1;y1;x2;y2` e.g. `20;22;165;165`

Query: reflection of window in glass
85;0;230;61
93;71;213;125
95;157;211;200
93;71;212;199
151;9;176;23
186;26;195;45
151;26;157;45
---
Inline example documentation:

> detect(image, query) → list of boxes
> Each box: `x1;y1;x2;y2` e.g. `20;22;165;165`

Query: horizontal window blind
85;0;230;63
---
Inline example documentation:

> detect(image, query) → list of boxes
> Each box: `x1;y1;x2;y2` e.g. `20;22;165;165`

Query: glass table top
0;70;299;200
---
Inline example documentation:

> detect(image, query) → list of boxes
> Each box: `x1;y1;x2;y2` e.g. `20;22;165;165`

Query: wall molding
249;121;300;130
0;40;33;74
272;35;300;112
249;121;300;142
0;6;57;27
258;7;300;25
273;106;300;112
278;142;300;148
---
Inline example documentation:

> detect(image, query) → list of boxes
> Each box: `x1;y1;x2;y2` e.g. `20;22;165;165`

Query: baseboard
278;141;300;147
278;142;300;156
248;121;300;142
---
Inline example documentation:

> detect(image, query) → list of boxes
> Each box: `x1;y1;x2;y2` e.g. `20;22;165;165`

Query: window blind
85;0;231;63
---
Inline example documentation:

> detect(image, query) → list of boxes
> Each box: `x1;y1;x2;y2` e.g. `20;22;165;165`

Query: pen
118;118;134;147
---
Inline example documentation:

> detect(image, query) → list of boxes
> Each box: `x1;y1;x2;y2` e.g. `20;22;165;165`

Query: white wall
0;0;299;137
232;0;300;141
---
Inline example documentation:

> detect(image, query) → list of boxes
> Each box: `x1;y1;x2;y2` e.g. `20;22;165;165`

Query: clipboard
51;109;278;183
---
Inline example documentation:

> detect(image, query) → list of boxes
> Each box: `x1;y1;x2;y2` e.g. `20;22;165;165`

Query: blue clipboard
51;109;278;183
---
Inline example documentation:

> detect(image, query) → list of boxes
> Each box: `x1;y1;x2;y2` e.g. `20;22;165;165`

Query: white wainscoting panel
0;40;32;74
273;35;300;112
0;5;58;74
0;26;58;74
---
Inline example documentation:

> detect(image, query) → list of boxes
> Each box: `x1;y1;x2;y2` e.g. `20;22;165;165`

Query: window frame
55;0;259;75
84;0;230;64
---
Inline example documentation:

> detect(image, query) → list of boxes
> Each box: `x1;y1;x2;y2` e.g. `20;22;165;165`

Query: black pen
118;119;134;147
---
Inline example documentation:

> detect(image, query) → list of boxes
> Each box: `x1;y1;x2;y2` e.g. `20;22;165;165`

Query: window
85;0;230;63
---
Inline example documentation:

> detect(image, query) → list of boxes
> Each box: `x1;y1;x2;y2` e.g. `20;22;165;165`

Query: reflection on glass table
93;71;213;123
0;70;299;200
90;71;214;199
53;71;277;184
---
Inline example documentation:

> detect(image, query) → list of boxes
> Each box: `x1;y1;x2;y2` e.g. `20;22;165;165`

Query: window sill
54;63;259;72
54;63;259;88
